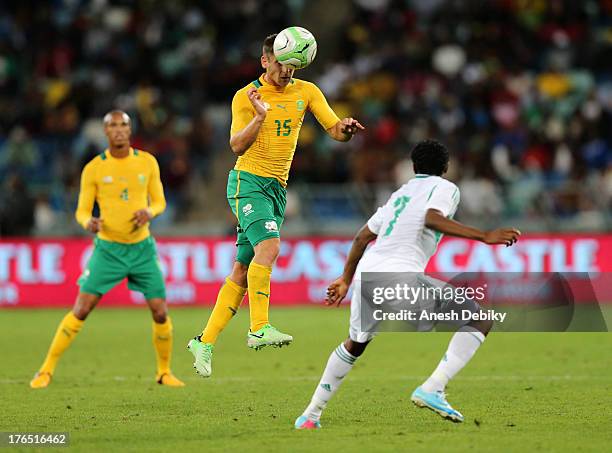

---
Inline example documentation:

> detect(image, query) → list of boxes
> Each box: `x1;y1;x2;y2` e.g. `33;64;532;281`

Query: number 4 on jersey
383;195;410;237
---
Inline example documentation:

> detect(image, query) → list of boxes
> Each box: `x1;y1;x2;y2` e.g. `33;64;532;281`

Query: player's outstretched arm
229;87;267;156
326;224;377;306
425;209;521;246
326;117;365;142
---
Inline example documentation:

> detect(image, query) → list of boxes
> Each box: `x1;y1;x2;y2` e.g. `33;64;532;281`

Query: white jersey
356;174;460;276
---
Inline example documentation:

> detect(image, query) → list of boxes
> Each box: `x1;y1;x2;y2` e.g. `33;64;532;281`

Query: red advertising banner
0;235;610;307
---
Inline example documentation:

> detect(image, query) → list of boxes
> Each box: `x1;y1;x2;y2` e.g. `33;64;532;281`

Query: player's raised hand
246;87;268;119
131;208;153;228
325;277;350;307
86;217;103;233
339;117;365;136
483;228;521;247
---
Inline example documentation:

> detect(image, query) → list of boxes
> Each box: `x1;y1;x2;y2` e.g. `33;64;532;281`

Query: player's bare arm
326;117;365;142
229;87;268;155
425;209;521;247
326;224;377;306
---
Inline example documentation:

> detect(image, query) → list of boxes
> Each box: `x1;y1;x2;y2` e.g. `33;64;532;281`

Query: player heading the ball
188;30;364;378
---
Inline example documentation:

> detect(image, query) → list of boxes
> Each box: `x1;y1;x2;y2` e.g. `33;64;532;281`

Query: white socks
303;343;357;421
301;327;484;421
422;325;485;393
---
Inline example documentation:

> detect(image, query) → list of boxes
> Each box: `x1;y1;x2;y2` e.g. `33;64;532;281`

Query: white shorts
348;274;482;343
349;280;375;343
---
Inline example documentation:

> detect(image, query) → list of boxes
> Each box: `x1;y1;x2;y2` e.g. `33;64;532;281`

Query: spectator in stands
0;174;35;236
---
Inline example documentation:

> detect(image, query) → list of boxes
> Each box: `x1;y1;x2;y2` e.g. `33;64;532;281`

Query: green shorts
227;169;286;265
78;236;166;299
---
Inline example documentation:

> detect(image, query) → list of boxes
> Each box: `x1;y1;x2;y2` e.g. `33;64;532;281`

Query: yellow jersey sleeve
75;160;97;229
230;89;254;137
146;154;166;217
306;82;340;131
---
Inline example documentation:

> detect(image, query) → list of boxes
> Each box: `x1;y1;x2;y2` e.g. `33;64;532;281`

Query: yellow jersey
75;148;166;244
231;75;340;186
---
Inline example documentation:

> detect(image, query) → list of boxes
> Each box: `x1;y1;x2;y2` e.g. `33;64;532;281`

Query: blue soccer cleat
411;386;464;422
294;415;322;430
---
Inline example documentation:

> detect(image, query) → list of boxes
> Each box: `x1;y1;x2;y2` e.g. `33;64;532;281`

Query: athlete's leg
147;297;184;387
30;292;99;388
343;337;370;357
413;277;492;422
200;261;249;343
244;235;292;349
296;281;372;428
296;336;370;428
229;260;249;288
72;292;101;320
198;224;252;344
124;237;182;386
421;318;492;393
189;223;251;377
147;297;167;324
189;254;249;378
248;237;280;331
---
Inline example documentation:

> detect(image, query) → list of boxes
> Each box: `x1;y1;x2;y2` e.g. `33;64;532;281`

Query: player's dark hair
411;139;449;176
263;34;277;56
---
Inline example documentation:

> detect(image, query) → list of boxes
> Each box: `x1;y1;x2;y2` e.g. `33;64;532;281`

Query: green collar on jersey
253;75;294;89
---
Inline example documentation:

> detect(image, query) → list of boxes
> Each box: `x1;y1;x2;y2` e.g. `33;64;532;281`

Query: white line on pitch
1;374;611;385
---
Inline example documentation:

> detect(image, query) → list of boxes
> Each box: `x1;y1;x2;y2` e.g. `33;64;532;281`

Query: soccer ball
273;26;317;70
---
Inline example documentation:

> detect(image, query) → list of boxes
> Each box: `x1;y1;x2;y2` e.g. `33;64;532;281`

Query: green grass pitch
1;307;611;452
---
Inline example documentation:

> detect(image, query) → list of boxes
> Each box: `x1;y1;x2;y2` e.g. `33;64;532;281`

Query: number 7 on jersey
383;195;410;237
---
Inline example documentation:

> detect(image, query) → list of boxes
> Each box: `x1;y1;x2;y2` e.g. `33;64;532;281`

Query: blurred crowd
299;0;612;229
0;0;611;235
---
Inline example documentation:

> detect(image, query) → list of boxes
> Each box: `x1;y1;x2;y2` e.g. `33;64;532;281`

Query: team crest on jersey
138;174;146;184
264;220;278;232
296;100;305;111
102;176;113;184
242;203;254;216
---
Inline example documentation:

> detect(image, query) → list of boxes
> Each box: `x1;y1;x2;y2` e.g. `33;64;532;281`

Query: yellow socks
201;278;247;343
39;311;84;374
152;317;173;376
37;311;181;385
247;262;272;332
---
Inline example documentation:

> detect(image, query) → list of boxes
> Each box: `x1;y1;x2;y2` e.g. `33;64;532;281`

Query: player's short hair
411;139;449;176
103;110;131;126
263;34;277;56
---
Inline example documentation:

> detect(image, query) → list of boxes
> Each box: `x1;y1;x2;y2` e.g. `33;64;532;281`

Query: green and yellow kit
229;75;340;264
75;148;166;299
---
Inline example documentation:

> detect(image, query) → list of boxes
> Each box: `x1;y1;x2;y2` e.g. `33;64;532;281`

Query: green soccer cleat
247;324;293;350
187;337;214;378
